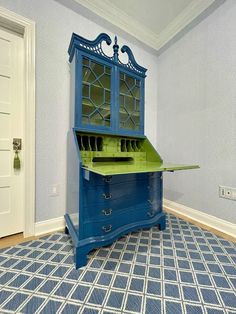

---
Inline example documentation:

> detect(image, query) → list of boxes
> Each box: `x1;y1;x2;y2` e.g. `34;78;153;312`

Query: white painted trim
70;0;225;52
35;217;65;236
164;199;236;240
157;0;225;50
0;7;36;237
73;0;158;49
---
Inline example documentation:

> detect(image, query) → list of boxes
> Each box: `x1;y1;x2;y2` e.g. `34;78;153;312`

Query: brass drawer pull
102;225;112;233
102;208;112;216
103;193;112;199
103;176;112;183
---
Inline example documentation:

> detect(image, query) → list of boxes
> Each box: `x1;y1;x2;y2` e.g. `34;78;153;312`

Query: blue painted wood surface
65;129;166;268
66;33;166;268
69;33;146;136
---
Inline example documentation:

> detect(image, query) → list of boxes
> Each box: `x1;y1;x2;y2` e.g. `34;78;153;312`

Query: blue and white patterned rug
0;213;235;314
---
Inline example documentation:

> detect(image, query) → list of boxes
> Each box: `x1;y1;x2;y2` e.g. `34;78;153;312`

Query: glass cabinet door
119;71;142;132
81;57;112;128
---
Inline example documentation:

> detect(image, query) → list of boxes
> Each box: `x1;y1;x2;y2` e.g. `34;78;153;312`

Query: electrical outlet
219;185;236;201
49;184;59;197
225;188;232;199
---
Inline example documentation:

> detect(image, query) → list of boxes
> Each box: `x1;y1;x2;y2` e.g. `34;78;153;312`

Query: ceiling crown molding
72;0;158;49
157;0;225;50
69;0;225;52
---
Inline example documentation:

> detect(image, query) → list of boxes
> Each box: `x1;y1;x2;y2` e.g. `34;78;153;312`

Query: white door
0;28;24;238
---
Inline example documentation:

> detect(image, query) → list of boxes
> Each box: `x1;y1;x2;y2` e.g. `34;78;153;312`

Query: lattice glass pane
82;68;96;83
91;85;104;105
82;116;89;124
100;74;111;89
82;57;111;127
100;104;110;117
120;95;124;107
105;90;111;103
120;81;129;95
91;61;104;76
126;76;135;89
125;118;135;130
82;99;94;115
82;84;89;97
119;72;141;131
133;86;140;98
125;96;135;112
83;58;89;66
105;67;111;75
120;110;129;123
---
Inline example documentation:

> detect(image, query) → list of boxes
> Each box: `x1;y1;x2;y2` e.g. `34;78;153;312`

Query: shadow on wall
164;189;184;202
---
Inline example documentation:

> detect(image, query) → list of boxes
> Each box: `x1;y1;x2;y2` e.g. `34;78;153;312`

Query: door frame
0;6;35;237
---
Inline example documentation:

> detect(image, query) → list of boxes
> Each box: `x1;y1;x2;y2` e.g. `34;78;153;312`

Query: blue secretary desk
65;33;199;268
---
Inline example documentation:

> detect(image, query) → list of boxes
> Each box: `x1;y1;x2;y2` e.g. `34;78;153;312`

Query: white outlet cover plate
219;185;236;201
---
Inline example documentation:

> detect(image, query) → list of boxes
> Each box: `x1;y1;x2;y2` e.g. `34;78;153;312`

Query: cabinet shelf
82;99;140;118
82;81;111;92
83;81;140;101
119;92;140;101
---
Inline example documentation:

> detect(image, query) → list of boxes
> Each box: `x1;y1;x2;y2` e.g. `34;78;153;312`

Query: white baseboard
35;216;65;236
34;203;236;242
164;199;236;241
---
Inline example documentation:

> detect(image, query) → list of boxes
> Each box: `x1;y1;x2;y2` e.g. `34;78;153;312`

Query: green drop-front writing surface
77;132;199;176
82;162;199;176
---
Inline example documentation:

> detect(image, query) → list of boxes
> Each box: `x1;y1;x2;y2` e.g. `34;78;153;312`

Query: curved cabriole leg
158;215;166;231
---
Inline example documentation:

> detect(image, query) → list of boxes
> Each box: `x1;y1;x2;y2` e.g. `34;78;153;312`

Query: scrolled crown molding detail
68;32;147;77
68;32;112;62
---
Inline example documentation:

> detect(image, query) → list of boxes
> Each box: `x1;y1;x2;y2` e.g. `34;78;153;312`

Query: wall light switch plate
219;186;225;198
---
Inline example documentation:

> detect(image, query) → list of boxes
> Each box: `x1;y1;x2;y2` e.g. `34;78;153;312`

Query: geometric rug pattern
0;213;235;313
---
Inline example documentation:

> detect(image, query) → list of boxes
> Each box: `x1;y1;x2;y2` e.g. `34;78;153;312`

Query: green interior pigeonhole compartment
77;132;199;176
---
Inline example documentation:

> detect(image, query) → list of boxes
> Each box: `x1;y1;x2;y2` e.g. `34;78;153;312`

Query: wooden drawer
82;171;149;187
82;204;154;238
82;180;149;208
83;191;162;221
83;201;135;222
84;204;135;228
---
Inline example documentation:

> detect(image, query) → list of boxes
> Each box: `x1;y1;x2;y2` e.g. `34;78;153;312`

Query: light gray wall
1;0;234;224
157;0;236;223
0;0;159;222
